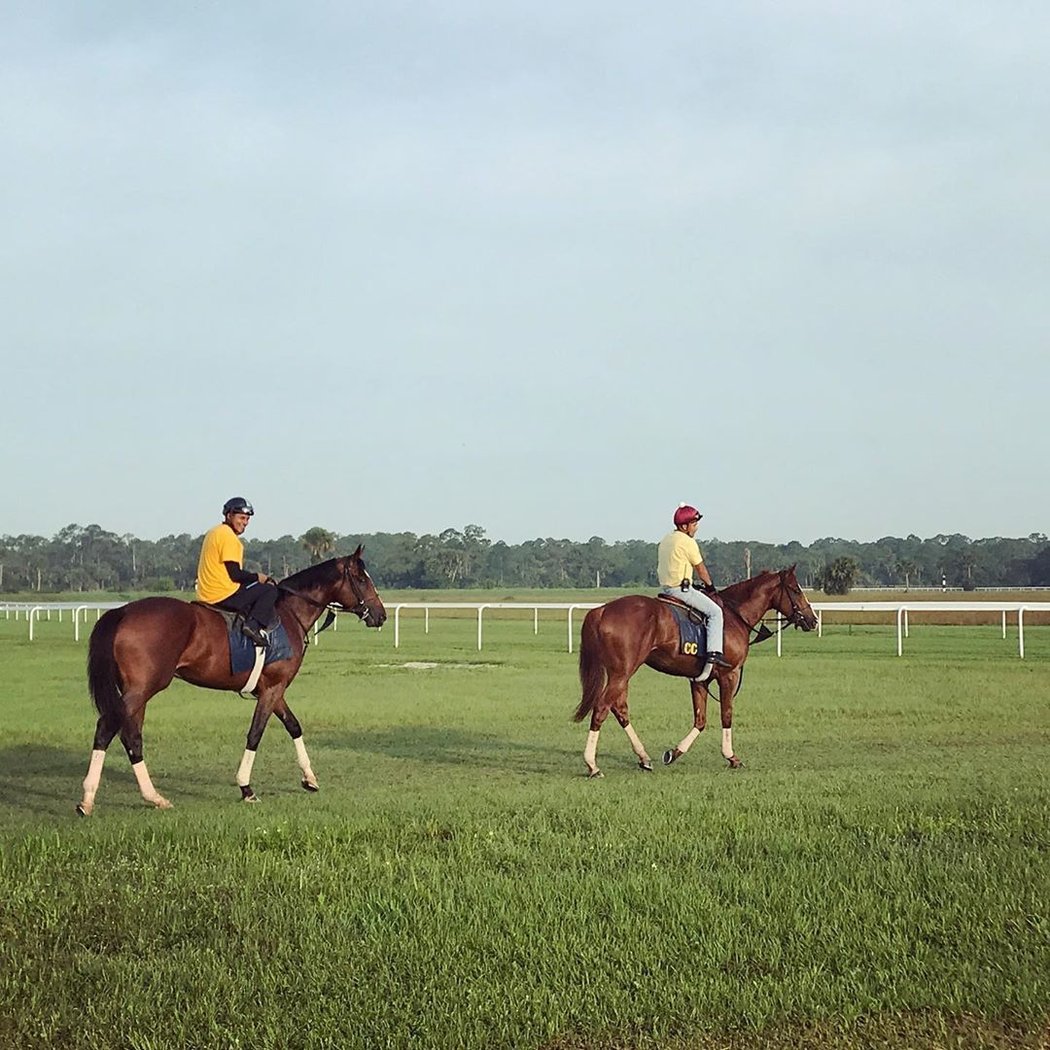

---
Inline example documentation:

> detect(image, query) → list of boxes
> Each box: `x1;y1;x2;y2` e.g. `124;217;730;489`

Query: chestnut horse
78;547;386;815
573;567;817;776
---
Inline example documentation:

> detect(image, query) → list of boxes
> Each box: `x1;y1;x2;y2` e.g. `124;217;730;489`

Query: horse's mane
717;568;782;603
280;556;345;593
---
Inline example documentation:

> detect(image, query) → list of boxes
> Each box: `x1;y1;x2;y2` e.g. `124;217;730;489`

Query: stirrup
706;651;731;669
242;623;268;647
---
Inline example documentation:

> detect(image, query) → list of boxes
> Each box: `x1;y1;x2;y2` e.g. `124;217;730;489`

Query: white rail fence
4;599;1050;658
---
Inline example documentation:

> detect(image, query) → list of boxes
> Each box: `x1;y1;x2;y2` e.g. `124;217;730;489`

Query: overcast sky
3;2;1047;546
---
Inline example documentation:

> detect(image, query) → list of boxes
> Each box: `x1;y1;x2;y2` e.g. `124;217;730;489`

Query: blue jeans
659;586;724;652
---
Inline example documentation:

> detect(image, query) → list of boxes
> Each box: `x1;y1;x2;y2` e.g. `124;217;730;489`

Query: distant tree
819;556;860;595
300;527;336;564
1027;544;1050;586
896;559;918;590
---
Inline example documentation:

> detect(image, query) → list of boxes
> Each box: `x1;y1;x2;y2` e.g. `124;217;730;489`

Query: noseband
338;561;376;624
277;559;376;630
779;574;810;629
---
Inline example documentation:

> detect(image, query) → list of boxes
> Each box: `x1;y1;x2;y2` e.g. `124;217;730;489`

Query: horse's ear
352;544;364;558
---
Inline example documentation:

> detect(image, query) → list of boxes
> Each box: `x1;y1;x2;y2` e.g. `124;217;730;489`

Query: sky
3;1;1047;547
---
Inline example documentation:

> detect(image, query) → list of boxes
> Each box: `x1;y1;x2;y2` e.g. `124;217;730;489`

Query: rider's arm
224;561;265;586
693;561;715;590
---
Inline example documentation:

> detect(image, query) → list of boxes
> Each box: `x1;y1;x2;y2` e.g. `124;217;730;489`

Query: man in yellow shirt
196;497;278;647
657;504;730;668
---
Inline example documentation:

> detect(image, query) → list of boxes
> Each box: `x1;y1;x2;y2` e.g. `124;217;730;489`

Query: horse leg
77;715;121;816
119;697;172;810
584;691;620;779
717;672;743;768
583;718;605;779
272;695;318;792
610;690;652;772
664;679;709;766
236;694;277;802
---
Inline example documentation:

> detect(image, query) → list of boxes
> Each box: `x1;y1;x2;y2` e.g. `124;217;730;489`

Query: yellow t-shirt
657;530;703;587
195;523;244;603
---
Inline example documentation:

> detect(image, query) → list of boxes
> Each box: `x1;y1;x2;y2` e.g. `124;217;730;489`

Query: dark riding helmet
223;497;254;517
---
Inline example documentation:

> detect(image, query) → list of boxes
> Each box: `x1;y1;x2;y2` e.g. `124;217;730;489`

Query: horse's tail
87;608;126;733
573;607;608;723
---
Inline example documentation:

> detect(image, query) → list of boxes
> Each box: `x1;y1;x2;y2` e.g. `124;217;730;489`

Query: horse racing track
0;612;1047;1050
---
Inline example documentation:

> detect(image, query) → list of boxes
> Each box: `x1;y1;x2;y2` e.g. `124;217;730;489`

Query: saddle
655;592;708;627
193;603;293;676
655;594;708;659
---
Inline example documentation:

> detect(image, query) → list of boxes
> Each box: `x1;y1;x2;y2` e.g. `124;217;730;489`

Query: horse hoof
727;755;743;769
75;803;91;817
639;761;653;772
663;749;679;765
242;793;260;804
301;778;319;793
153;796;173;810
587;769;604;779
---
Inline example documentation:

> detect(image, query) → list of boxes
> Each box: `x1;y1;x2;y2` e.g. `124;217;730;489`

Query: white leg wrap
236;748;257;788
131;760;161;803
80;749;107;811
677;726;701;754
584;729;600;771
82;748;106;796
293;737;315;781
623;723;649;763
721;728;734;759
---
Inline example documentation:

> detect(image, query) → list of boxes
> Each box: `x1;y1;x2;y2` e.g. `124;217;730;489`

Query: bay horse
573;567;817;776
78;547;386;815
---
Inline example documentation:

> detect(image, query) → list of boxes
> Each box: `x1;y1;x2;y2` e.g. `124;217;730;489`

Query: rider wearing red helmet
195;497;278;647
657;504;730;668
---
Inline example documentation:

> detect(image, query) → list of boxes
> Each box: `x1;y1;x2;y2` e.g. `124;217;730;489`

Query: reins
720;571;807;645
276;560;374;639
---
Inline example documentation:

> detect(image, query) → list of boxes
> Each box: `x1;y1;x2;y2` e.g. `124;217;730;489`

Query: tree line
1;523;1049;594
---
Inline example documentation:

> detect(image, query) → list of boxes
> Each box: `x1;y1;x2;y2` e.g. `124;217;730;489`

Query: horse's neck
278;571;337;631
723;574;780;625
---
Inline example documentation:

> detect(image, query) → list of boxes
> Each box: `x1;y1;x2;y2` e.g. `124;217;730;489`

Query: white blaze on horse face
721;728;734;760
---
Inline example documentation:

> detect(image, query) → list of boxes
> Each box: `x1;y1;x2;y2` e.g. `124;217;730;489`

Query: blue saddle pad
661;601;708;658
228;620;294;676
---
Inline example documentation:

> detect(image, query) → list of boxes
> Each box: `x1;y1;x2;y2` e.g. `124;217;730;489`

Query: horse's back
97;597;215;675
597;594;669;623
587;594;675;653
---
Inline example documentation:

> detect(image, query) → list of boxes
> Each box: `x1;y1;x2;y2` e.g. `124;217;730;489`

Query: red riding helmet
673;504;702;527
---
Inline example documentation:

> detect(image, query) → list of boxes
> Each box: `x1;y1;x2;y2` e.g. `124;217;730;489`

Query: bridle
276;559;377;635
723;570;810;642
778;573;812;630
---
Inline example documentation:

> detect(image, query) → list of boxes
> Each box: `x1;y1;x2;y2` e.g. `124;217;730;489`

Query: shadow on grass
0;741;252;818
0;743;93;817
322;724;576;774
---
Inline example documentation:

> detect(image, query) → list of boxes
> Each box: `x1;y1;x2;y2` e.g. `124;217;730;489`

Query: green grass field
0;606;1047;1049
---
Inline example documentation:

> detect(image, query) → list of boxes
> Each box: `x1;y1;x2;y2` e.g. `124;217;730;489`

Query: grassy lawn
0;613;1047;1049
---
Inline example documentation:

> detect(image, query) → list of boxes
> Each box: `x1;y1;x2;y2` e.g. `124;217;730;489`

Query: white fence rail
5;599;1050;657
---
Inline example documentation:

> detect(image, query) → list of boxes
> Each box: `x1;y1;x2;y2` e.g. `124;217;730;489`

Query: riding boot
706;651;731;669
242;620;269;647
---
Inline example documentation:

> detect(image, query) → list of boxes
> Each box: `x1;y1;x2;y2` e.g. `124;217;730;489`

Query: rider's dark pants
215;582;279;629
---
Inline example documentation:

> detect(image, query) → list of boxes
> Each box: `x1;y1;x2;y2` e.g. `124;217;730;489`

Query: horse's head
774;566;818;631
333;545;387;628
